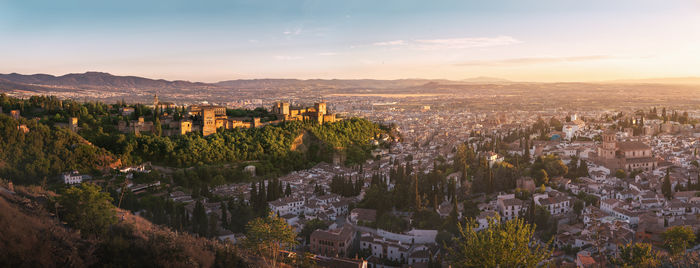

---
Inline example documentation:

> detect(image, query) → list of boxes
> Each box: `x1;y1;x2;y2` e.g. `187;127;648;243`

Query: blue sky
1;0;699;81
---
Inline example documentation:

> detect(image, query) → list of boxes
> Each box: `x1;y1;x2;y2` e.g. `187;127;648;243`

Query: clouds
283;27;303;36
372;36;520;50
275;55;303;61
455;55;614;66
373;40;406;46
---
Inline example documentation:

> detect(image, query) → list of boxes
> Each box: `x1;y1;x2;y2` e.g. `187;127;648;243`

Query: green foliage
662;168;673;200
577;191;600;207
533;169;549;187
0;113;115;184
309;118;382;165
359;181;392;215
531;155;568;183
573;199;584;216
412;209;443;230
462;199;480;219
448;217;552;267
299;219;329;244
375;213;409;233
330;174;362;197
611;243;659;268
192;201;209;237
615;169;627;179
242;212;298;267
96;118;381;172
226;107;276;122
58;183;117;237
662;226;696;256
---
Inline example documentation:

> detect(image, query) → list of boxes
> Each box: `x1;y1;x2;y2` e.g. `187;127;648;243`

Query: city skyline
1;0;700;82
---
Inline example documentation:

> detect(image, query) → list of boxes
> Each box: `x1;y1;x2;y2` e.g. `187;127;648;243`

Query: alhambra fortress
117;95;339;136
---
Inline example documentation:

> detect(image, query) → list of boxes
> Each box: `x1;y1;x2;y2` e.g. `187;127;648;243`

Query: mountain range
1;71;700;103
0;71;210;90
2;71;700;92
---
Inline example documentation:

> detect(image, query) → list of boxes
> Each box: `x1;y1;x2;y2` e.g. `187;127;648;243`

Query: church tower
153;94;159;108
599;130;617;159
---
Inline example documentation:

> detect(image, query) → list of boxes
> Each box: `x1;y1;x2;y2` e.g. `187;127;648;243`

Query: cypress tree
259;181;267;204
414;173;422;210
221;203;228;228
662;168;673;200
285;183;292;197
253;182;258;207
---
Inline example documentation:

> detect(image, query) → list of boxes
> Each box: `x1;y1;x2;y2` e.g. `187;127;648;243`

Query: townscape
3;1;700;267
2;87;700;267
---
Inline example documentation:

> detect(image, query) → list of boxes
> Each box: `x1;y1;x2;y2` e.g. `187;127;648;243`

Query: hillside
0;182;250;267
0;72;211;90
0;113;120;185
605;77;700;85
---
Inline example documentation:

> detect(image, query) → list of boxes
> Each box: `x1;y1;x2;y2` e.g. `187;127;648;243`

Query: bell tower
599;130;617;159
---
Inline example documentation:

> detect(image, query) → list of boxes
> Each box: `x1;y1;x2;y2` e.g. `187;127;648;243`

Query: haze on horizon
1;0;699;83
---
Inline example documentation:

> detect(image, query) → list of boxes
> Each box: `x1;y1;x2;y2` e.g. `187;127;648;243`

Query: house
350;208;377;225
576;252;598;267
497;194;524;220
119;107;135;116
600;199;623;214
484;151;504;167
536;195;571;215
611;207;640;224
475;211;499;231
360;233;411;263
269;196;305;216
62;170;87;185
310;225;355;257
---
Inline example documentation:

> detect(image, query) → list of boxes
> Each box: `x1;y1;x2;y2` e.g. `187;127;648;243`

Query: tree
220;203;228;228
615;169;627;179
448;216;552;267
58;183;117;237
414;173;422;210
573;199;584;219
662;226;696;256
242;212;298;267
208;213;218;238
662;168;673;200
192;201;208;237
462;199;479;219
285;183;292;197
611;243;659;268
299;219;329;244
154;117;162;136
533;169;549;187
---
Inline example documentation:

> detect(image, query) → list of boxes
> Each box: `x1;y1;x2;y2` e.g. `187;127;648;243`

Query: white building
269;196;305;216
497;194;524;220
62;170;84;185
536;195;571;215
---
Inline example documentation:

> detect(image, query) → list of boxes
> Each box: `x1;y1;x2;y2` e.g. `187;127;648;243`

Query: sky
1;0;700;82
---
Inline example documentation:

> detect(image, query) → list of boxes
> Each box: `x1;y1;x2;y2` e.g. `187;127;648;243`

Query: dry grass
0;185;250;268
0;191;97;267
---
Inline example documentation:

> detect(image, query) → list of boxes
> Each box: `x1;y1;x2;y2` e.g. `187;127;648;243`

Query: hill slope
0;72;211;90
0;182;250;267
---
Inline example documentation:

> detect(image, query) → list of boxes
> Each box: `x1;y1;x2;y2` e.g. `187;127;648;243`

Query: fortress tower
202;108;216;136
315;102;327;116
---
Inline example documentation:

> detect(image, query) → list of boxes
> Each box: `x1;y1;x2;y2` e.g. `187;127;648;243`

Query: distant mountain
0;72;212;90
460;76;512;84
605;77;700;85
0;78;61;93
215;78;451;89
